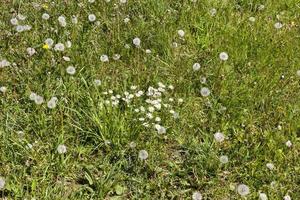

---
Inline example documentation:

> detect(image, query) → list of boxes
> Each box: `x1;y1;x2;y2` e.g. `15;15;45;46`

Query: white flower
113;54;121;60
94;79;102;86
145;49;152;54
285;140;292;147
88;0;95;3
88;14;96;22
155;124;166;134
29;92;37;100
237;184;250;196
177;29;185;37
42;13;50;20
138;150;148;160
10;17;18;25
296;70;300;77
193;63;201;71
124;17;130;23
148;106;155;112
66;66;76;75
283;195;291;200
0;59;11;68
63;56;71;61
133;37;141;47
71;16;78;24
192;191;202;200
259;193;268;200
219;52;229;61
57;144;67;154
17;14;26;20
45;38;54;47
249;17;256;22
200;87;210;97
274;22;283;29
27;47;36;56
266;163;275;170
58;16;67;27
16;25;25;32
34;95;44;105
210;8;217;16
120;0;127;3
155;117;161;122
219;155;229;164
0;177;5;189
47;97;58;109
66;41;72;48
214;132;225;142
129;141;136;148
0;86;7;93
54;43;65;51
100;55;109;62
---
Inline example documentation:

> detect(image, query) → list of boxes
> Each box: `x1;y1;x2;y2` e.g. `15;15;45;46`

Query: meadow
0;0;300;199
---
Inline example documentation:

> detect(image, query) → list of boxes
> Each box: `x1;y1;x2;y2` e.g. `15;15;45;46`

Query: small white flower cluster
102;82;182;134
0;59;11;68
29;92;44;105
10;14;32;32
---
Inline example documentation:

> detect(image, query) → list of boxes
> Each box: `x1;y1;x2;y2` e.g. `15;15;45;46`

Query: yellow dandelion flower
42;44;49;49
42;4;48;9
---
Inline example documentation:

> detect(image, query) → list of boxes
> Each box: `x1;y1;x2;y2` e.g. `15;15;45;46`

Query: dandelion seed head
10;17;18;25
27;47;36;56
42;13;50;20
210;8;217;16
58;16;67;27
249;17;256;22
138;150;148;160
177;29;185;37
214;132;225;142
283;195;291;200
193;63;201;71
54;43;65;51
192;191;202;200
219;155;229;164
274;22;283;29
0;86;7;93
66;66;76;75
57;144;67;154
200;87;210;97
237;184;250;196
100;54;109;62
266;163;275;170
285;140;292;148
94;79;102;86
133;37;141;47
219;52;229;61
88;14;96;22
259;193;268;200
0;177;5;189
34;95;44;105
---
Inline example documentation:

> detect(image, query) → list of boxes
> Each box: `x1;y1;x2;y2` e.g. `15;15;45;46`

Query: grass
0;0;300;199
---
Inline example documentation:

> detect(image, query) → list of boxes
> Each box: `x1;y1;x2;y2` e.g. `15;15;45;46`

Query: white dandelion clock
133;37;141;47
145;49;152;54
34;95;44;105
45;38;54;47
193;63;201;71
249;17;256;22
177;29;185;37
113;54;121;60
129;142;136;148
10;17;18;25
88;14;96;22
54;43;65;51
219;155;229;164
219;52;229;61
124;17;130;23
192;191;202;200
237;184;250;196
266;163;275;170
210;8;217;16
120;0;127;4
71;16;78;24
296;70;300;77
100;54;109;62
259;193;268;200
283;195;291;200
66;66;76;75
27;47;36;56
138;150;148;160
47;97;58;109
155;124;166;134
0;59;11;68
214;132;225;143
0;177;5;189
200;87;210;97
94;79;102;86
0;86;7;93
42;13;50;20
63;56;71;61
285;140;292;148
66;41;72;48
29;92;37;100
58;16;67;27
274;22;283;29
57;144;67;154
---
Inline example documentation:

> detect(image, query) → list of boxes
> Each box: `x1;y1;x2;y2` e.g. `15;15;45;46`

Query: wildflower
0;86;7;93
54;43;65;51
172;42;178;48
178;98;183;103
249;17;256;22
63;56;70;61
124;17;130;23
129;141;136;148
219;155;229;164
133;37;141;47
100;54;109;62
66;41;72;48
266;163;275;170
43;44;50;49
88;14;96;22
145;49;152;54
192;191;202;200
120;0;127;3
155;124;166;134
47;97;58;109
45;38;54;47
16;25;25;32
10;17;18;25
214;132;225;142
259;193;268;200
17;14;26;20
57;144;67;154
94;79;102;86
283;195;291;200
0;59;10;68
285;140;292;147
210;8;217;16
237;184;250;196
155;117;161;122
138;150;148;160
27;47;36;56
177;29;185;37
274;22;283;29
42;13;50;20
200;87;210;97
66;66;76;75
113;54;121;60
193;63;201;71
58;16;67;27
29;92;37;100
0;177;5;189
88;0;95;3
296;70;300;77
34;95;44;105
219;52;229;61
200;77;207;84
